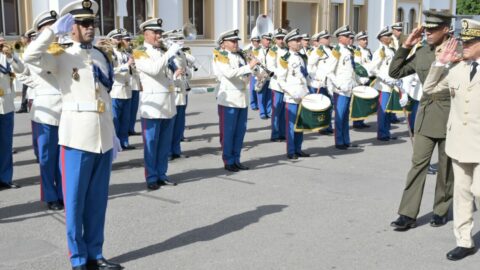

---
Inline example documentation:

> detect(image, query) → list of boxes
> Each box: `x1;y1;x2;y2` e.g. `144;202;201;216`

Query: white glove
383;77;396;86
50;14;74;36
399;94;409;107
359;77;370;85
165;42;181;59
112;134;122;161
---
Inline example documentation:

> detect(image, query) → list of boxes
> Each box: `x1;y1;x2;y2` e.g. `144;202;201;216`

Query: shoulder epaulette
132;45;148;60
268;48;277;58
252;48;260;57
213;49;229;64
332;45;341;59
279;52;290;69
316;46;325;57
47;43;65;56
379;47;386;59
270;46;278;52
354;49;362;57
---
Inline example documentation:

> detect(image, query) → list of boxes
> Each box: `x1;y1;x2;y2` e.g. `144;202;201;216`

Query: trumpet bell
183;22;197;41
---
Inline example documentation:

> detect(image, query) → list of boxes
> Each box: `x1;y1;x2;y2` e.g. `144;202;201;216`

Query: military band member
247;35;261;111
391;22;406;51
255;33;272;119
107;28;135;150
389;10;454;230
352;31;372;129
326;25;361;150
402;73;422;133
213;29;257;172
133;18;181;189
422;19;480;261
23;1;123;269
28;10;64;210
299;33;311;57
165;29;191;160
268;28;288;142
123;32;142;136
310;32;320;48
16;30;36;114
0;36;25;190
277;29;310;159
370;26;406;141
316;30;335;134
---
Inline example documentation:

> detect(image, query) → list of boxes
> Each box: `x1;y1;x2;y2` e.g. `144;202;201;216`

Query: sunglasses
75;20;97;28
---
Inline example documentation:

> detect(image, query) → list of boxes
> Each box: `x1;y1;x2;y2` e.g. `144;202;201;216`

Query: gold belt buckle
97;100;105;113
0;88;4;97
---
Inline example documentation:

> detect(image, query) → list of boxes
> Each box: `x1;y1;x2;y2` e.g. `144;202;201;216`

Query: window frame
0;0;21;36
189;0;205;38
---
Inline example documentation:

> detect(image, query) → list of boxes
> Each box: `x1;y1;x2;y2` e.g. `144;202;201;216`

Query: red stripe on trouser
38;126;44;201
142;118;148;179
60;146;71;258
285;103;289;153
219;106;226;164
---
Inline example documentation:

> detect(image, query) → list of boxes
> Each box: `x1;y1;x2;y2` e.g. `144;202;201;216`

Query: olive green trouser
397;134;454;219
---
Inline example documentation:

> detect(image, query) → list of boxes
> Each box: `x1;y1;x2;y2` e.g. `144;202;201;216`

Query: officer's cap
355;31;368;40
460;19;480;43
217;29;241;45
250;35;260;41
333;25;352;37
273;28;288;38
391;22;403;30
107;28;125;39
348;31;356;38
284;29;301;43
25;28;37;39
33;10;58;30
314;30;330;40
261;33;272;40
140;18;164;32
122;32;132;40
377;26;392;39
422;10;454;29
60;0;98;21
301;33;310;40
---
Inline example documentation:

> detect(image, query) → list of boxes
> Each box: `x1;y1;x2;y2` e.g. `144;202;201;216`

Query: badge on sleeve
72;68;80;81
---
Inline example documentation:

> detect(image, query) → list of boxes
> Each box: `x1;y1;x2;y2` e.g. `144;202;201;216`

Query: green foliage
134;34;144;48
457;0;480;15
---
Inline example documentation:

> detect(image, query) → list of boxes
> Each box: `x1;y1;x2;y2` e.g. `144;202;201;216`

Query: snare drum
386;86;403;113
350;86;379;120
295;93;332;132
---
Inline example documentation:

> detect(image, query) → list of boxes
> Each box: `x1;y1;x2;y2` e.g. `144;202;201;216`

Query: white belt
142;86;174;94
62;100;108;113
34;88;61;96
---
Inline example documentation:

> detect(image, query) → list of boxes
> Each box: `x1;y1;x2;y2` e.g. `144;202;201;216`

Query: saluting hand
403;27;424;49
437;38;458;65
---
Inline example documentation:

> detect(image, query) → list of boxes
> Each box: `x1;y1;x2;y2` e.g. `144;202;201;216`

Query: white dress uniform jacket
213;49;252;108
277;51;310;104
23;28;115;153
327;44;357;97
110;48;132;99
266;45;288;93
134;42;177;119
369;44;397;93
402;73;423;101
0;53;24;114
308;45;336;89
354;46;372;67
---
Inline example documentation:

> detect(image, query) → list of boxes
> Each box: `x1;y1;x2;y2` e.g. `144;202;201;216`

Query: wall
285;2;312;34
158;0;183;31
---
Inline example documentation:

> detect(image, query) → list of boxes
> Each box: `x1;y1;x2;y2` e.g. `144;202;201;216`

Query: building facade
5;0;456;81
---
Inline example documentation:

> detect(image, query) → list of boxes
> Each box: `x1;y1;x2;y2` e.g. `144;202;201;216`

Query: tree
457;0;480;15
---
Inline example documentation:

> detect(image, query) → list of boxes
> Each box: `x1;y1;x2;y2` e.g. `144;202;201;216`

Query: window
396;7;404;24
122;0;147;35
247;0;260;36
97;0;115;36
353;6;360;33
0;0;20;36
330;4;340;33
408;8;416;34
188;0;204;36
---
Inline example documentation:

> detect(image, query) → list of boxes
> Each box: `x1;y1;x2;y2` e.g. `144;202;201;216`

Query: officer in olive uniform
389;10;455;230
24;1;124;269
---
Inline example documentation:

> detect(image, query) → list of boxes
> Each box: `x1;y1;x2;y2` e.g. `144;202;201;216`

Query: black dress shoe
234;163;249;170
296;151;310;157
72;266;87;270
224;164;239;172
287;154;299;160
147;183;160;190
390;215;417;230
270;138;283;142
389;136;398;140
320;129;333;135
180;137;191;142
121;145;136;150
170;154;189;160
446;246;476;261
128;131;141;136
47;201;64;211
12;149;17;154
158;179;177;186
377;137;390;141
16;108;28;113
0;182;20;189
335;145;348;150
430;214;448;227
345;144;359;148
86;258;123;270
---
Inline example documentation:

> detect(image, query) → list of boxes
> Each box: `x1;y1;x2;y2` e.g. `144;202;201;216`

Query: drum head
352;86;379;99
301;94;331;111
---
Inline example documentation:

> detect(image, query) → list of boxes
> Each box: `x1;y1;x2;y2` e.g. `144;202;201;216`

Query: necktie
470;62;478;81
80;43;93;50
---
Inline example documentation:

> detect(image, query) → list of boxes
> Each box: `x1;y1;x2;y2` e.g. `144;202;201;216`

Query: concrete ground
1;92;479;270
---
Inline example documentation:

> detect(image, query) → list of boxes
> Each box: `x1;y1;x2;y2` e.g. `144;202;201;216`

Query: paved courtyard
1;92;479;270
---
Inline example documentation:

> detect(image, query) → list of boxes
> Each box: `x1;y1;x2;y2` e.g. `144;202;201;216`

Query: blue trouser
60;146;112;268
308;86;317;94
389;112;399;122
377;91;392;139
218;105;247;165
249;77;258;110
141;118;174;183
129;90;140;133
257;81;272;118
35;123;62;202
408;100;419;132
0;112;14;184
171;104;187;156
318;87;334;131
285;103;303;155
112;98;131;147
334;94;351;146
32;121;39;161
271;90;286;140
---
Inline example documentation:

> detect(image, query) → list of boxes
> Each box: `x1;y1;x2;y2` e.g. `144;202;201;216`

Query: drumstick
403;107;414;146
